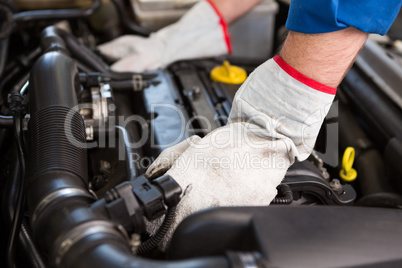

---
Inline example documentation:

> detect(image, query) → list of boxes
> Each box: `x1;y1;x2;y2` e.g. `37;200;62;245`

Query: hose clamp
52;221;129;266
31;188;93;229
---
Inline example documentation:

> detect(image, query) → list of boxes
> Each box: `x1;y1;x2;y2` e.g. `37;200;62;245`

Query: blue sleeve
286;0;402;35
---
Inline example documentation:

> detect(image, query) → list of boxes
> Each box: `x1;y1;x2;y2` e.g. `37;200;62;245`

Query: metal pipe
116;126;138;180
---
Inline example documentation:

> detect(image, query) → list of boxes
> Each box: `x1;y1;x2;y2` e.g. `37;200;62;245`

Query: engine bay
1;1;402;267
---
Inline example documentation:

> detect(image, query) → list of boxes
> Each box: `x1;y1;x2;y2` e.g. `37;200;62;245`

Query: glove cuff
205;0;232;54
229;56;336;161
273;55;337;95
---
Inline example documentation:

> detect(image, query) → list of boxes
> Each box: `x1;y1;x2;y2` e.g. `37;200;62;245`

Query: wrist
280;28;368;88
273;55;336;95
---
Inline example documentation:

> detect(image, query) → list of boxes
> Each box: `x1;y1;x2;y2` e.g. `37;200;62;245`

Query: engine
1;1;402;268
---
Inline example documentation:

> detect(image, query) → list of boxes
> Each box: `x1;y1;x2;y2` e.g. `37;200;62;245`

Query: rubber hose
55;27;155;81
3;154;45;268
19;220;46;268
7;114;27;268
110;0;151;37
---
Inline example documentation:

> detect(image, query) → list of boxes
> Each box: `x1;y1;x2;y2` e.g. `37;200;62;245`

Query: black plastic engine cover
168;206;402;268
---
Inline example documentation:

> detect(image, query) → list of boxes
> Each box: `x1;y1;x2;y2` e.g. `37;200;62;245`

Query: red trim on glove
273;55;337;95
206;0;232;54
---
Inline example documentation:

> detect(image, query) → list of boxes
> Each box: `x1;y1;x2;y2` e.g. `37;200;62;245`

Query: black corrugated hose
272;184;293;205
138;206;177;255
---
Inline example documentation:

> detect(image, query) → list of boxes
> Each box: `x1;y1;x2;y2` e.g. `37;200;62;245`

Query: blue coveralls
286;0;402;35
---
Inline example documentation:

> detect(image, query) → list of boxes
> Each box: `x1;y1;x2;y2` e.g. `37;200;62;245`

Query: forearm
280;28;368;88
210;0;262;24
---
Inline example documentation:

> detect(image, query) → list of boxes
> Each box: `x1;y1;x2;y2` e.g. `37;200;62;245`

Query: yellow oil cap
210;61;247;84
340;147;358;182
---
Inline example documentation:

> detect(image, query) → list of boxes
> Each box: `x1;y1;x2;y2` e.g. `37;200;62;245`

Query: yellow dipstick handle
210;61;247;84
340;147;358;182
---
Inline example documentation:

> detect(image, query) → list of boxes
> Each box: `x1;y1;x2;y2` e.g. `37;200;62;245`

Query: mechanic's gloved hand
145;56;337;250
97;0;231;72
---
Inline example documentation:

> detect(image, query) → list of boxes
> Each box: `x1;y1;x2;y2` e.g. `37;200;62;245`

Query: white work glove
145;56;337;250
97;0;231;72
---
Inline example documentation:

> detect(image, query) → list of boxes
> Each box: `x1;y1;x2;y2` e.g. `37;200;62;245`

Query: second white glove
98;0;231;72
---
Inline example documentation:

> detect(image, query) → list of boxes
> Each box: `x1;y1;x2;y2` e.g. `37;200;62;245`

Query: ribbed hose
138;206;177;255
29;106;87;183
271;184;293;205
